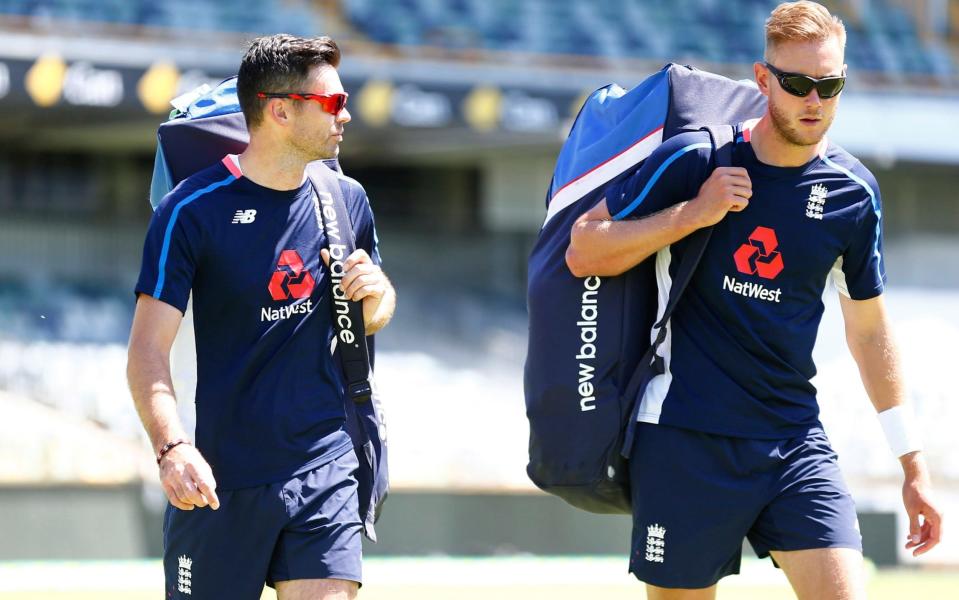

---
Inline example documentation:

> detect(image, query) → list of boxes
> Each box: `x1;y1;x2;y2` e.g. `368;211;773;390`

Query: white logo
722;275;783;303
177;555;193;595
576;276;601;413
806;183;827;220
260;299;314;322
232;209;257;224
645;523;666;563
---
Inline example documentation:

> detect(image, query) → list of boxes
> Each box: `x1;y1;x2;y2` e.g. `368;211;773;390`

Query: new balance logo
645;523;666;563
232;209;256;224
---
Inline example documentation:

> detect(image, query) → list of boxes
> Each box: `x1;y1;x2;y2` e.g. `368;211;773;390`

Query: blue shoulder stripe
612;142;711;220
821;155;882;265
153;174;237;298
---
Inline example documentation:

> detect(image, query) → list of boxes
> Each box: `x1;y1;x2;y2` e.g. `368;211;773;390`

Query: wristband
157;439;191;465
877;405;923;458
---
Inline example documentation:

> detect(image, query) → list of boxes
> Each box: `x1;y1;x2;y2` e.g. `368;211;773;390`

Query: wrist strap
157;439;191;465
878;405;923;458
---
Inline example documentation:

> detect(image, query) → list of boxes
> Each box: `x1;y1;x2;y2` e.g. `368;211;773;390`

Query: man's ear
754;61;771;97
265;98;291;127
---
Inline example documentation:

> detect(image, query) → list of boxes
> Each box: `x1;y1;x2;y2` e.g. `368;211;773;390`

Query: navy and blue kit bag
525;64;766;514
150;77;389;540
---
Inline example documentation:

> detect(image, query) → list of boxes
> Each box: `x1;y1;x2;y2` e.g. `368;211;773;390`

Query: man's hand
901;452;944;557
159;443;220;511
687;166;752;228
321;248;395;334
322;248;387;302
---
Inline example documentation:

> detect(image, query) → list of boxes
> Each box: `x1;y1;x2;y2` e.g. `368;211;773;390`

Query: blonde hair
765;1;846;60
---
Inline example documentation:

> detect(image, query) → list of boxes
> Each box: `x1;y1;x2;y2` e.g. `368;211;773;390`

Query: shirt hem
212;437;355;491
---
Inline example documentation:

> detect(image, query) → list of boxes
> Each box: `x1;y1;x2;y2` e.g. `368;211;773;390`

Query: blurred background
0;0;957;597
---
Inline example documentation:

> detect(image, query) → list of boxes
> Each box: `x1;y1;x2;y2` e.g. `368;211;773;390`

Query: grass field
1;558;956;600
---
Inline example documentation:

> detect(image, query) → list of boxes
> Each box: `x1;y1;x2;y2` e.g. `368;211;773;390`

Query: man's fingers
320;248;331;267
342;250;371;272
907;512;922;546
162;482;191;510
729;185;752;199
340;263;376;291
195;476;220;510
345;274;385;299
348;283;384;302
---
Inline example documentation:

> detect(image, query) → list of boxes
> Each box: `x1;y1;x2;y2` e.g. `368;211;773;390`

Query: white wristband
877;405;923;458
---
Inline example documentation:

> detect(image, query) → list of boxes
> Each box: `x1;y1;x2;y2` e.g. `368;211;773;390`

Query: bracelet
877;405;923;458
156;439;191;465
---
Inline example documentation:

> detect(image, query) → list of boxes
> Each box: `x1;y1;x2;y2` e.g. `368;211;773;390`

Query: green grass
0;559;956;600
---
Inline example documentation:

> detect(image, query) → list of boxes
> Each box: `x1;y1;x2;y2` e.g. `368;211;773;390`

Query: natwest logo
733;226;784;280
268;250;315;301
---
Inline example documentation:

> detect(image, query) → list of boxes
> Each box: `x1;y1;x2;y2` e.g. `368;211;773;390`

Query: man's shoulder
155;160;238;216
334;171;369;204
820;142;880;200
658;130;714;157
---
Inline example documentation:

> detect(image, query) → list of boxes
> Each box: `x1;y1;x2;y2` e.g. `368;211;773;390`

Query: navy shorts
629;423;861;589
163;449;363;599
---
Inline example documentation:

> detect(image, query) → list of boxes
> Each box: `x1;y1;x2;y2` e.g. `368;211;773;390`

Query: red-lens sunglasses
256;91;349;115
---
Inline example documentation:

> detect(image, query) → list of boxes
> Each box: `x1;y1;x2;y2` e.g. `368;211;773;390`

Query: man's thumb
320;248;330;266
909;513;922;544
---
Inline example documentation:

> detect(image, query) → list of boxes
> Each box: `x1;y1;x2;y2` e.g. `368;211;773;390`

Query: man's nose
336;107;352;124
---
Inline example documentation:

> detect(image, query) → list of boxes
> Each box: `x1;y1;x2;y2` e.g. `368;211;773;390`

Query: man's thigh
628;424;771;589
267;450;364;588
770;548;866;600
275;577;358;600
163;486;285;599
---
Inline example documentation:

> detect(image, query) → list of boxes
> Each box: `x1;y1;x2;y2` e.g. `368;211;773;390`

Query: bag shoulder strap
305;161;374;403
620;124;736;453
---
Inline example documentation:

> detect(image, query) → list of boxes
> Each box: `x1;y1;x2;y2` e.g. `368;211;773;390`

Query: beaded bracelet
156;439;191;465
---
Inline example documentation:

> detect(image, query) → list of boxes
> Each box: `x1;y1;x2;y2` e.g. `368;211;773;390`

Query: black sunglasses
765;63;846;99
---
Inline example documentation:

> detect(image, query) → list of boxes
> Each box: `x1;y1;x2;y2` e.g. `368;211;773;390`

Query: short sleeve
134;193;203;313
343;178;382;266
604;131;713;221
834;173;886;300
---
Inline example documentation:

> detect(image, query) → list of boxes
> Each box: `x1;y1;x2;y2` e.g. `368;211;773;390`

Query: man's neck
749;116;824;168
236;138;309;191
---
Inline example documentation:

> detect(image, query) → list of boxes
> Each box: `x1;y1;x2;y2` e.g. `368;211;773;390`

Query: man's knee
275;577;359;600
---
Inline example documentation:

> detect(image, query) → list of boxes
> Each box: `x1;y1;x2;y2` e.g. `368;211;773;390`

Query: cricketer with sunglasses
566;2;942;599
129;35;394;599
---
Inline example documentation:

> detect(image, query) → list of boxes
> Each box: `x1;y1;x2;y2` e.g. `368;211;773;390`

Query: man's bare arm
127;295;219;511
839;293;942;556
566;167;752;277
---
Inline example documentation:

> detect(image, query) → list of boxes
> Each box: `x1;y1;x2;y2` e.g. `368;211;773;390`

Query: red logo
733;226;784;280
268;250;315;301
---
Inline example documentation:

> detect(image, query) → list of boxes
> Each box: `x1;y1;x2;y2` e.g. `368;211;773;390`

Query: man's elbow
566;246;621;278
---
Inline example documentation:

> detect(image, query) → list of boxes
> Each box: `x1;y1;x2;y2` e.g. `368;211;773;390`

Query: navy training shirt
136;156;381;489
605;123;885;439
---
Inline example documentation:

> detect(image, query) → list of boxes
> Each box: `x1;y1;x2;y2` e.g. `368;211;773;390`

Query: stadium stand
336;0;957;85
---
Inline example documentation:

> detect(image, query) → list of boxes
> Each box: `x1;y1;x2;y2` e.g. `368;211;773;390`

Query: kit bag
524;64;765;514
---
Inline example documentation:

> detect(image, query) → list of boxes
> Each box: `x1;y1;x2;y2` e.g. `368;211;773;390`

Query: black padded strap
306;161;374;403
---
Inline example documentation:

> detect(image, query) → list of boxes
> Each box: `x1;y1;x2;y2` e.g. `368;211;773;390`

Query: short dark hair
237;34;341;129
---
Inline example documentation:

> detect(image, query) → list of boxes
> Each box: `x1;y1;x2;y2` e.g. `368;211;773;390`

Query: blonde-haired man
566;2;942;598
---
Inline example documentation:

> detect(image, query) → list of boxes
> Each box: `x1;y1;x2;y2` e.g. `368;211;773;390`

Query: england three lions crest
645;523;666;563
806;183;827;220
